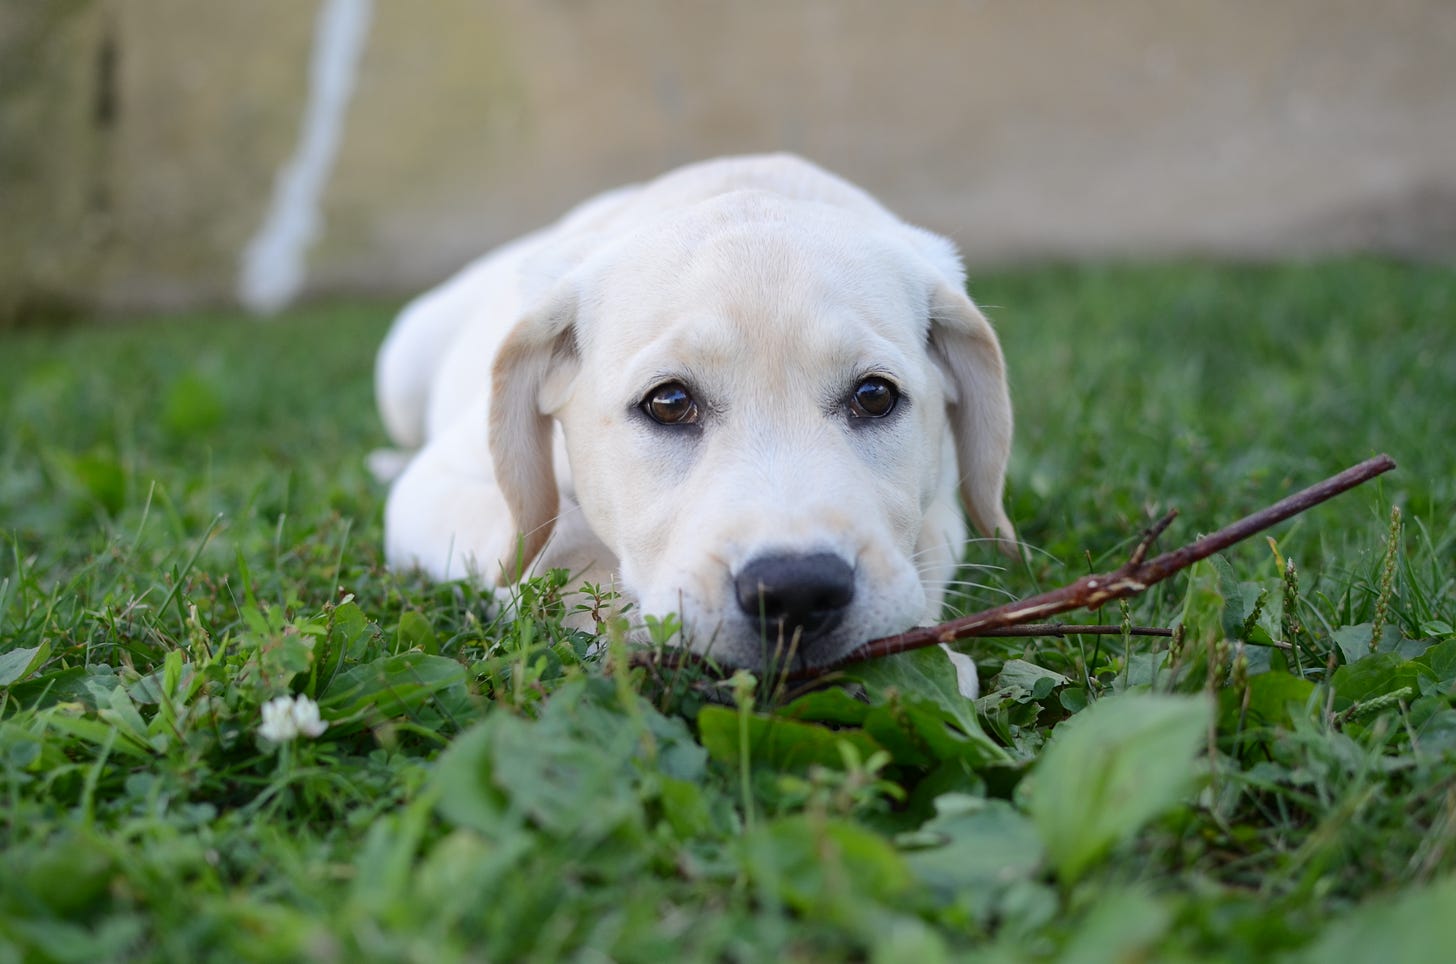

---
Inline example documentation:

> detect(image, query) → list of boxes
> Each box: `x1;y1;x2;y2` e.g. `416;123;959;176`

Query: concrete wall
3;0;1454;321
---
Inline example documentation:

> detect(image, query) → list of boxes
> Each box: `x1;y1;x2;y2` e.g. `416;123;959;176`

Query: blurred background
3;0;1454;324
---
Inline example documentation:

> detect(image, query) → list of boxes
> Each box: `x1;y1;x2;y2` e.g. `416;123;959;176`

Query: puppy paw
366;447;414;484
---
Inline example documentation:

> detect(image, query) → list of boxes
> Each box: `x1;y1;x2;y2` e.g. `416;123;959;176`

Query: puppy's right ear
488;287;579;580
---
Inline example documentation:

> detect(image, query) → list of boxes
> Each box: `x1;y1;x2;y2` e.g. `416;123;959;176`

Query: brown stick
826;453;1397;671
971;623;1174;639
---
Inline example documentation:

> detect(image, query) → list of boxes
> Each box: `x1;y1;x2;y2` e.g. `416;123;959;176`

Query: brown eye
642;381;700;425
848;376;898;418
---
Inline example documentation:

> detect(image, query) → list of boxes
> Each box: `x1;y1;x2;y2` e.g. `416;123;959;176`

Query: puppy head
490;192;1012;668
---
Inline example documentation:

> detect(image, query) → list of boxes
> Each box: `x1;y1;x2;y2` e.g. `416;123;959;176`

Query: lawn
2;260;1454;961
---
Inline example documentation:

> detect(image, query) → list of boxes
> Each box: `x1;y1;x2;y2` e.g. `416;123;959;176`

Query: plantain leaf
1026;690;1211;884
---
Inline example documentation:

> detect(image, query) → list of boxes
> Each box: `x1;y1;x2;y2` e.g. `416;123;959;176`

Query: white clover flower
290;695;329;738
259;696;298;743
259;694;329;743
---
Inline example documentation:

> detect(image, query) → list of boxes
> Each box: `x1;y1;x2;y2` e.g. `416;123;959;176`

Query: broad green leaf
1292;875;1456;964
321;651;468;730
0;720;45;770
435;678;683;844
0;641;51;686
867;916;952;964
1;666;96;710
1211;553;1256;639
863;695;1010;769
743;814;910;923
1026;690;1211;884
1331;623;1376;664
1329;653;1435;710
899;794;1042;914
781;687;873;726
845;647;1011;765
346;795;438;918
656;775;713;839
1059;686;1090;713
97;684;163;754
1120;650;1173;689
1408;701;1456;756
37;711;151;760
1058;886;1172;964
8;829;117;917
1333;622;1426;664
1422;620;1455;638
640;704;709;783
315;600;373;690
432;722;510;835
489;706;645;840
697;705;883;774
1219;670;1317;732
994;659;1070;697
395;610;438;655
129;652;197;706
1415;636;1456;684
411;828;534;929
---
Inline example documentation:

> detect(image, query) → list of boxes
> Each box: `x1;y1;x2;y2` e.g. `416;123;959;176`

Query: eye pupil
850;377;897;418
644;382;699;425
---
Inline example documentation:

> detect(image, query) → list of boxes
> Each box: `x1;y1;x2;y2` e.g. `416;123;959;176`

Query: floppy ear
488;288;579;580
927;282;1017;553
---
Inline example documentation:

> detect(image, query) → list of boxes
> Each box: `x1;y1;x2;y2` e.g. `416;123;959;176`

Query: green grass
2;260;1454;961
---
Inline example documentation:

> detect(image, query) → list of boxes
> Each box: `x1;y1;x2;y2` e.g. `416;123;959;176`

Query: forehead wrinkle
710;230;914;330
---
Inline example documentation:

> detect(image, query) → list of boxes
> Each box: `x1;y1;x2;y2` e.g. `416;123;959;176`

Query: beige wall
3;0;1455;321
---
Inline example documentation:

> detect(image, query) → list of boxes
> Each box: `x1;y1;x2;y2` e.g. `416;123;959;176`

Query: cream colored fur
375;154;1014;668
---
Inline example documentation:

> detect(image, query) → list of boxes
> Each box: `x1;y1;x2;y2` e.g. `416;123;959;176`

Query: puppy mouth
739;620;865;673
650;601;879;673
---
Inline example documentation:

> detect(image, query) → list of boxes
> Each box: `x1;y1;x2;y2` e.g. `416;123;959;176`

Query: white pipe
238;0;374;315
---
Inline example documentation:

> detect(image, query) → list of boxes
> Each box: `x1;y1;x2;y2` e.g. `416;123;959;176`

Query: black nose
734;552;856;641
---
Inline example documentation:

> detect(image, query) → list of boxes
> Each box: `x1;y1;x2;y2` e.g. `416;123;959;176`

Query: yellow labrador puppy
375;154;1013;670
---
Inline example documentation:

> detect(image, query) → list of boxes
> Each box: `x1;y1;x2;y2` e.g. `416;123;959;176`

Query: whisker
936;577;1012;589
915;558;1010;579
935;581;1019;601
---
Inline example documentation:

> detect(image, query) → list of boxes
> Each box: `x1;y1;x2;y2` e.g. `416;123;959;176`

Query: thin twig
819;453;1397;673
1129;509;1179;566
971;623;1173;639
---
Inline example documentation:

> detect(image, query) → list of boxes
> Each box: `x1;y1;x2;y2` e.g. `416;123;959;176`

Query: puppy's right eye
642;381;700;425
848;376;899;419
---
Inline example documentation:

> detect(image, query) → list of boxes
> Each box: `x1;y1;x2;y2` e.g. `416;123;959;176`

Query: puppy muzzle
733;552;856;663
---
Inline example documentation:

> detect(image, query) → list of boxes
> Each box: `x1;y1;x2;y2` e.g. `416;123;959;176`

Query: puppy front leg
383;409;518;585
383;406;620;598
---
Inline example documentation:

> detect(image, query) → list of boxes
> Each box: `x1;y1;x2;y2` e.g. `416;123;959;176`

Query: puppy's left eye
642;381;701;425
848;376;899;419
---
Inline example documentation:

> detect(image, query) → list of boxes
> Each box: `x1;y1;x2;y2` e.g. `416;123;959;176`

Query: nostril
734;552;856;638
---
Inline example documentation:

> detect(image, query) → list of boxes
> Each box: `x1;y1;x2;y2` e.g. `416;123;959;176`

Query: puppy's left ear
927;282;1017;553
488;286;580;580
